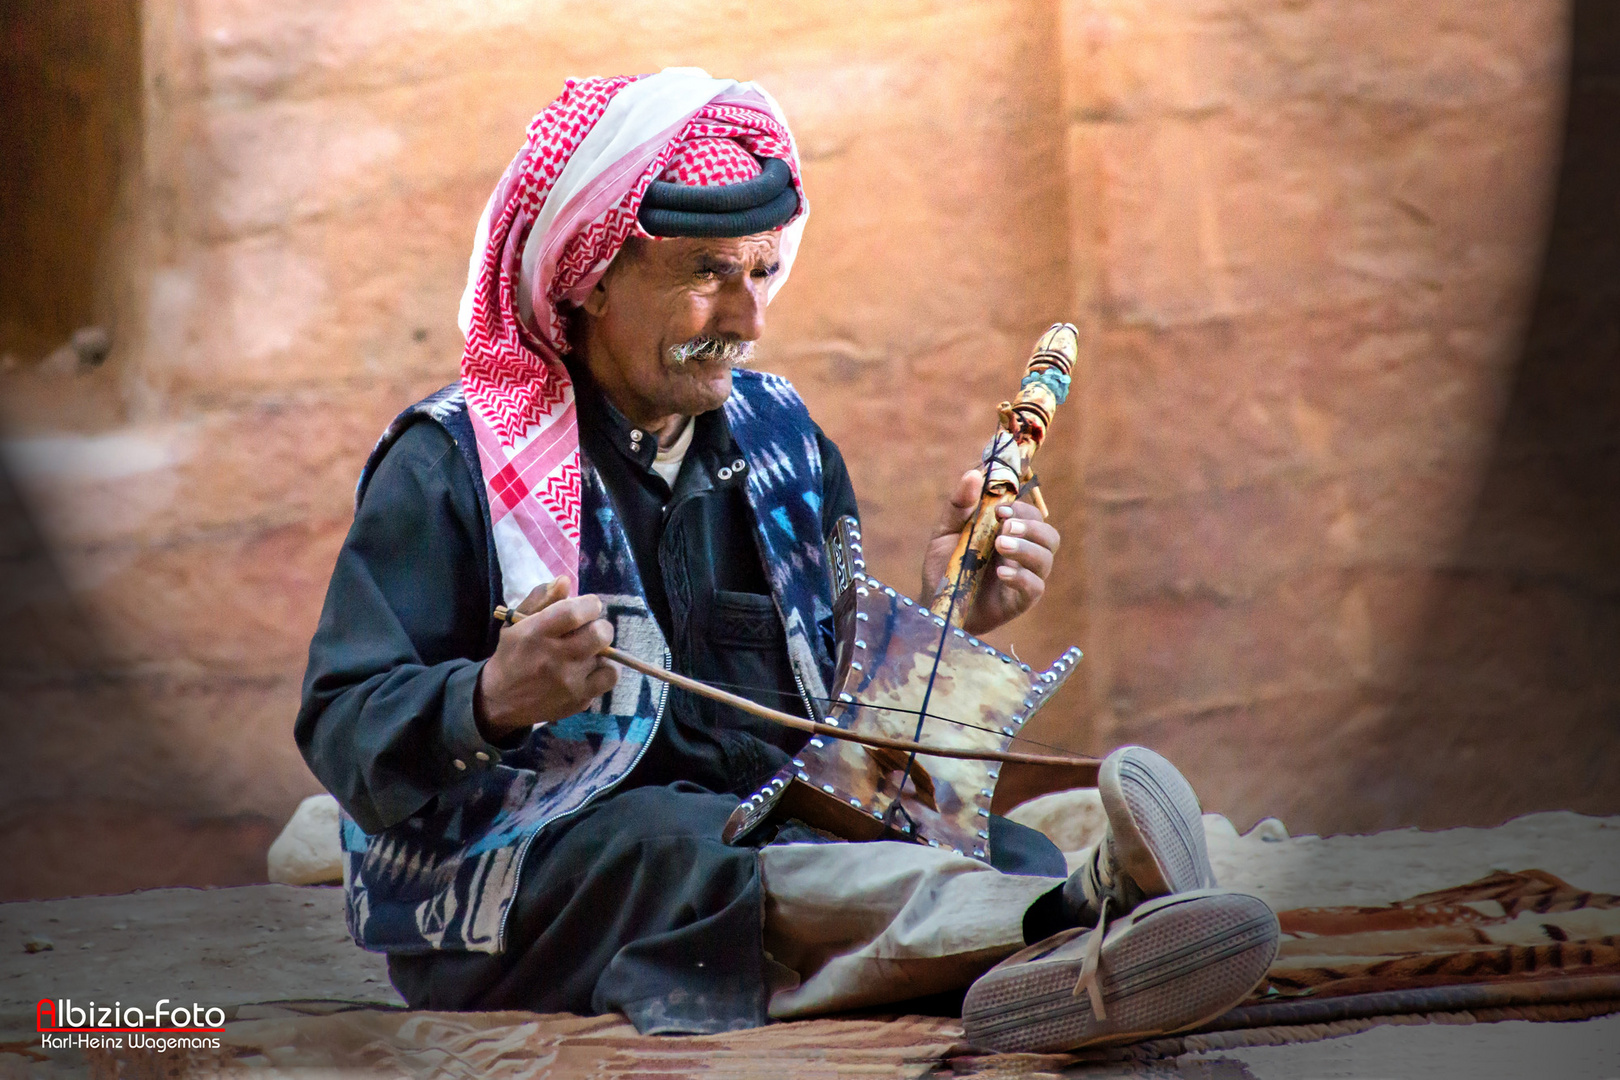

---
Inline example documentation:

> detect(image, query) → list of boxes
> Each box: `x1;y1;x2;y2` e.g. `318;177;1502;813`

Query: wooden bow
491;602;1091;768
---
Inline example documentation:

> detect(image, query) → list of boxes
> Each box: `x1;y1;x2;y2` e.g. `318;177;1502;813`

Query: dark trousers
388;783;768;1034
387;782;1067;1034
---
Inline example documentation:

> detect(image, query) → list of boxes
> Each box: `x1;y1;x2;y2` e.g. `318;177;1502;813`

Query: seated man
296;68;1278;1052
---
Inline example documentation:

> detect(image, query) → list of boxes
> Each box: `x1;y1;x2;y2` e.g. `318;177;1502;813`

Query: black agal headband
638;156;799;238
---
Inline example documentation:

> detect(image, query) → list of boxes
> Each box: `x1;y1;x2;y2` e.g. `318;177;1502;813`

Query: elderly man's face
579;231;781;426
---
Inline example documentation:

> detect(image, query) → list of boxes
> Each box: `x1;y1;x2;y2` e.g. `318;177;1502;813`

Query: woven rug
1235;869;1620;1013
81;871;1620;1079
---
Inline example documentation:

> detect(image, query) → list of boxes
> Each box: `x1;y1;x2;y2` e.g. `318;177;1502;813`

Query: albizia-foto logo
36;998;225;1052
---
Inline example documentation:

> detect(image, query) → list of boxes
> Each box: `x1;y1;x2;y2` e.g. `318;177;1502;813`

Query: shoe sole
962;890;1278;1054
1101;746;1214;896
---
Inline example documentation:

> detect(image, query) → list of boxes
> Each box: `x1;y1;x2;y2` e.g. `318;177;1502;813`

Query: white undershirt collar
650;417;695;486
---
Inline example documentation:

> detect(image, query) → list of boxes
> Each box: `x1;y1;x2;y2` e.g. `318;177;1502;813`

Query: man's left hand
920;469;1061;636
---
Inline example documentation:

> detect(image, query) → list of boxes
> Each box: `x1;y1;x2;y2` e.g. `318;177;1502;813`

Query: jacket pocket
708;589;786;648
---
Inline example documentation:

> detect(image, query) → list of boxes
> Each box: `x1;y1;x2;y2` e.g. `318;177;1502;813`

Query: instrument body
723;516;1087;857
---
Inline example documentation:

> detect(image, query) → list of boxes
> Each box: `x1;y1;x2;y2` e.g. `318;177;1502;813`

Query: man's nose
713;276;767;341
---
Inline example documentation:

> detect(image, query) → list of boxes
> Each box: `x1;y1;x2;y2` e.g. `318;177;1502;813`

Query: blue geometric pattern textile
721;371;836;711
339;370;833;954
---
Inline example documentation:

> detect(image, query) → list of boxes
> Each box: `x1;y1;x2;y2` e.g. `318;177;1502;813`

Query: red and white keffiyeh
455;69;808;607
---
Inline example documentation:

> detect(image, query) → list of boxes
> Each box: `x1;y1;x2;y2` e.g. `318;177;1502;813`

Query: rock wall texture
1050;0;1615;834
1;0;1611;898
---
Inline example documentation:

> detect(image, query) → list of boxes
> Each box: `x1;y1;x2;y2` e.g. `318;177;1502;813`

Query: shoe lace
1070;894;1109;1019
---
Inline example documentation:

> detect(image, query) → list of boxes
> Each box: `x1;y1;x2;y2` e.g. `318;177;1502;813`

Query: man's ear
582;278;611;318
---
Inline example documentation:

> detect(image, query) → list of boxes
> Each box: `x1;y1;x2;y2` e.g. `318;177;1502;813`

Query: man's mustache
665;336;755;367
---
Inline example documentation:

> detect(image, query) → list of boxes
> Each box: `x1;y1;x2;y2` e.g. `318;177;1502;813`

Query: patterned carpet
75;868;1620;1078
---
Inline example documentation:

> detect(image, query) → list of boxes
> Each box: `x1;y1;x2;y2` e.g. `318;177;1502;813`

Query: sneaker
962;889;1279;1053
1062;745;1215;926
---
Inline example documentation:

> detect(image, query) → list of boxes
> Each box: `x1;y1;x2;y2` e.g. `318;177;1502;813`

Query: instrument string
677;674;1092;761
680;459;1072;755
881;429;1015;829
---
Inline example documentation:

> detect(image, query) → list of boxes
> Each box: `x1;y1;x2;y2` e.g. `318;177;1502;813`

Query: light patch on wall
227;241;327;362
195;1;562;95
1289;394;1336;462
332;0;559;42
146;268;199;373
754;62;901;161
1111;119;1237;326
1335;583;1376;683
1327;508;1361;554
3;426;192;484
209;104;404;235
1;423;198;587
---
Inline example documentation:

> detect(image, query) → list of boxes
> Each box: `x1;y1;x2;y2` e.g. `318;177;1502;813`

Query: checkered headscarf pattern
661;136;764;185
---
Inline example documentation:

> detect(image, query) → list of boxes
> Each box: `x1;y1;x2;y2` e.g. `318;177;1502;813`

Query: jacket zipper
787;656;820;726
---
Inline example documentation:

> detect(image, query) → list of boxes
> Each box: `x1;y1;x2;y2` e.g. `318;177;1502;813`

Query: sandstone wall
1;0;1607;899
1049;0;1610;833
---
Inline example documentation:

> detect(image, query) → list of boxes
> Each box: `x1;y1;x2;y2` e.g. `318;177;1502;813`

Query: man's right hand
475;579;619;740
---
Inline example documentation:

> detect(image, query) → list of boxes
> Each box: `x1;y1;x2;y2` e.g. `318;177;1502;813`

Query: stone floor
2;811;1617;1077
0;884;398;1040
